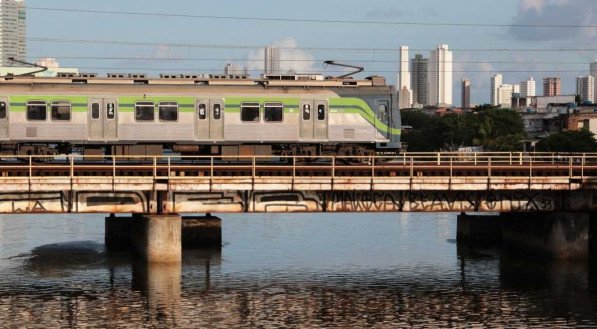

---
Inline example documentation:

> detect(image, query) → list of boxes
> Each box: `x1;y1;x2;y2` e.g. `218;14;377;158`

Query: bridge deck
0;153;595;192
0;153;595;213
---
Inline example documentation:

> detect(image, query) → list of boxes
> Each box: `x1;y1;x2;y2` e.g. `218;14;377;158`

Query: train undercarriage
1;142;399;159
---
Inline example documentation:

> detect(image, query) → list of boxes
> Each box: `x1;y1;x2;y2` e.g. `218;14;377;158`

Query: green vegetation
401;108;525;152
536;130;597;152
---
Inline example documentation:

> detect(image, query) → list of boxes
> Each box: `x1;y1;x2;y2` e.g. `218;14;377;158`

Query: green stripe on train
7;95;400;135
9;95;89;112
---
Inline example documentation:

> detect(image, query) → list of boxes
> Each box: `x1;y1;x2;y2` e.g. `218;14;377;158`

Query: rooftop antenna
324;60;364;79
7;57;48;76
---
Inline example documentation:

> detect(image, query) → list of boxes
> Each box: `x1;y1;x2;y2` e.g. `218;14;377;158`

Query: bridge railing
0;152;596;180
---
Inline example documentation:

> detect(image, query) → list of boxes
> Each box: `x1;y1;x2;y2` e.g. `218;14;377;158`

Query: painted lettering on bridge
327;191;402;212
403;191;477;212
481;191;554;212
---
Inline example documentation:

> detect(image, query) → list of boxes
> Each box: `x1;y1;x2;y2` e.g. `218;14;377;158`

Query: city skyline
10;0;597;104
0;0;26;66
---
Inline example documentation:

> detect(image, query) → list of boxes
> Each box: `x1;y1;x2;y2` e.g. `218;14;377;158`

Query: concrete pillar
501;212;589;260
105;214;132;251
132;214;182;262
182;215;222;248
457;213;502;247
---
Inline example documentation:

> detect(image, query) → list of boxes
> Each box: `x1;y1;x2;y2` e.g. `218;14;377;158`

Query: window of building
51;101;71;121
91;103;100;119
241;102;260;122
317;104;326;120
198;103;207;120
26;100;47;121
213;104;222;120
264;102;283;122
158;101;178;121
135;101;155;121
0;102;6;119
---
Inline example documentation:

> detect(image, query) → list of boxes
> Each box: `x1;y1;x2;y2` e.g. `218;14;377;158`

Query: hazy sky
26;0;597;105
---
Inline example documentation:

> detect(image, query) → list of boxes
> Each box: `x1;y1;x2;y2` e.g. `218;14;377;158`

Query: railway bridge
2;152;597;262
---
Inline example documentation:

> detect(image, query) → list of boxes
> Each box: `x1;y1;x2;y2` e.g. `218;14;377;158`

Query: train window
92;103;100;119
241;102;260;122
198;103;207;120
302;104;311;120
213;104;222;120
0;102;6;119
264;102;283;122
317;104;326;120
378;102;388;122
26;101;47;121
159;101;178;121
51;101;71;121
106;103;116;120
135;101;155;121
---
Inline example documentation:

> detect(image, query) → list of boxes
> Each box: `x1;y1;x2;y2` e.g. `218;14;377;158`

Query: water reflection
132;261;182;327
1;214;597;327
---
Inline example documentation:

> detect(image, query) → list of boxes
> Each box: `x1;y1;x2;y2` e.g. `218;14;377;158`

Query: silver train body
0;74;401;156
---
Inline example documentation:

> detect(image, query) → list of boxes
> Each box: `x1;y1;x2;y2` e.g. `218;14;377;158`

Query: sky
26;0;597;105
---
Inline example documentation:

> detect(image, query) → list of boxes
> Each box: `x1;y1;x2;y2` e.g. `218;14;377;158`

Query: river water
1;213;597;328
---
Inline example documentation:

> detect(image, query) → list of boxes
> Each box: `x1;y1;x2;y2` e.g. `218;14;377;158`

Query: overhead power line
28;38;597;53
68;66;590;74
27;7;597;29
40;55;592;65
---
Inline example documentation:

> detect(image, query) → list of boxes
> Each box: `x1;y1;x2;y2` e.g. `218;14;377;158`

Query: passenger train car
0;73;401;157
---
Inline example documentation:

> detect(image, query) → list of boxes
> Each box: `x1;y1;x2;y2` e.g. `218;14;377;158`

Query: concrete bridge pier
458;212;594;260
105;213;222;261
105;214;133;252
131;214;182;263
181;214;222;248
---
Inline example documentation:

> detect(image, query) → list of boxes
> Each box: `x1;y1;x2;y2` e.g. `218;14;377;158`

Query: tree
536;129;597;152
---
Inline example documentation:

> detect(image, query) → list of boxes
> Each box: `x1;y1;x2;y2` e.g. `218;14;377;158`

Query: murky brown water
1;213;597;328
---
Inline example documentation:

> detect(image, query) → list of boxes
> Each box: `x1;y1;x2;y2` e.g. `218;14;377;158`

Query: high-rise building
0;0;26;66
497;84;517;108
490;74;503;106
398;86;411;110
520;77;536;97
577;75;595;103
224;63;248;76
543;77;561;96
461;78;471;109
398;45;412;107
410;54;428;106
427;44;452;106
264;46;280;75
591;61;597;104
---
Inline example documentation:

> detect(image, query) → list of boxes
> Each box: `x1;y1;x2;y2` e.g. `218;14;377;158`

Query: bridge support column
501;212;589;260
105;214;133;251
182;215;222;248
457;213;502;247
458;212;591;260
132;214;182;262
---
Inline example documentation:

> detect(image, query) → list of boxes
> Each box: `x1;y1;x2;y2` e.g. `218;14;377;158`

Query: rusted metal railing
0;152;595;181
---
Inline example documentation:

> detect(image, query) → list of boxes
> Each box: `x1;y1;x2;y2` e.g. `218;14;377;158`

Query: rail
0;152;595;181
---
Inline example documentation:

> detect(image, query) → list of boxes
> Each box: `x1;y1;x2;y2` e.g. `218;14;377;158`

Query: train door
314;100;328;140
300;100;328;140
0;98;8;140
88;98;118;141
300;101;314;139
195;99;210;140
210;99;224;140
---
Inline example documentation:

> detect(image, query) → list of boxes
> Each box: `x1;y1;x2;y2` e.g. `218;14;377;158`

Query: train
0;73;401;158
